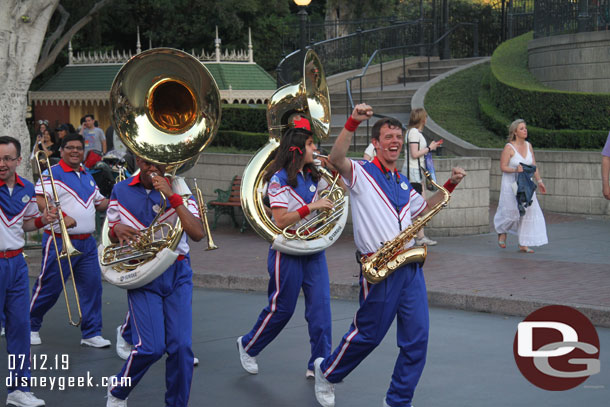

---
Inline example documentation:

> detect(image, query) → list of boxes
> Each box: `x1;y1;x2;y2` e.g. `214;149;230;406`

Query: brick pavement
187;208;610;327
23;209;610;326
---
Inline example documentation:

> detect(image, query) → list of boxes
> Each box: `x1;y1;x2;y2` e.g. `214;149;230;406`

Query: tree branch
39;3;69;60
34;0;114;78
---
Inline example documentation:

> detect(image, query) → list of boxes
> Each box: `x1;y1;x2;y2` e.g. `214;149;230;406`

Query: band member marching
237;125;334;378
313;105;466;407
30;134;110;347
0;136;57;407
105;156;204;407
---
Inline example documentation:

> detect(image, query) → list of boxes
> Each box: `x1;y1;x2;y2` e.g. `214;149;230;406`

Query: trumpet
193;178;218;251
34;150;82;327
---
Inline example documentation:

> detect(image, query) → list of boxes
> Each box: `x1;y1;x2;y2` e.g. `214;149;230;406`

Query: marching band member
0;136;56;407
236;125;333;379
313;105;466;407
105;156;204;407
30;134;110;347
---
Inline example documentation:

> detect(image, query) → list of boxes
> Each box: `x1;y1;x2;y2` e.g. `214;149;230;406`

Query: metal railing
344;23;480;150
276;19;435;87
533;0;610;38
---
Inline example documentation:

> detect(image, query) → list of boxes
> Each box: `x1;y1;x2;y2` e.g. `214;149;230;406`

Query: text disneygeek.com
7;354;131;391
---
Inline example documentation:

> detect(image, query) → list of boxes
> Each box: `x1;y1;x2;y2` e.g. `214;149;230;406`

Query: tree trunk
0;0;59;180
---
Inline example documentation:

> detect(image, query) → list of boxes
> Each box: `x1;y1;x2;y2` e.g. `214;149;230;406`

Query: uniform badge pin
309;185;316;192
401;182;408;190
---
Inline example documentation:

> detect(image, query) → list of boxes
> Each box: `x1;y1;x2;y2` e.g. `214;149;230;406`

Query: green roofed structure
29;28;277;131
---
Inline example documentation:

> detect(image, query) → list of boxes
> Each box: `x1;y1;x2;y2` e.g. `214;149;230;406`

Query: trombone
193;178;218;250
34;150;82;327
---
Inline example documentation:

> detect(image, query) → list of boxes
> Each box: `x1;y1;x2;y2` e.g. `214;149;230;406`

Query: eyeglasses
63;146;84;152
0;156;18;163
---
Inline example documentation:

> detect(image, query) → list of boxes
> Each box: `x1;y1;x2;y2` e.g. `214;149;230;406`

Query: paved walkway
23;207;609;327
182;206;610;327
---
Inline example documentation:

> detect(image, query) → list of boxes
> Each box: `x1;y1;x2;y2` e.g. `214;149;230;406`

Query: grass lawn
425;62;505;148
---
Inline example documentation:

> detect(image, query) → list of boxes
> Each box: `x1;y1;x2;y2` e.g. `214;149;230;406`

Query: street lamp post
294;0;312;63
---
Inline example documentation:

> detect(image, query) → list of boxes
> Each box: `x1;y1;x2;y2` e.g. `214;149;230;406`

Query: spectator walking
494;119;548;253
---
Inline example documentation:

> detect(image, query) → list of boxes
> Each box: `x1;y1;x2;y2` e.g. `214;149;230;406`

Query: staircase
398;57;481;83
321;57;483;152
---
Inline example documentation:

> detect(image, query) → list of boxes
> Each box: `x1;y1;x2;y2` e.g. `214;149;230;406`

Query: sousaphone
99;48;221;288
240;50;348;255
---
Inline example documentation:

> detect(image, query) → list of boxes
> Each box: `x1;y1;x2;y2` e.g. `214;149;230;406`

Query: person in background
401;108;441;246
363;142;375;161
602;132;610;200
494;119;547;253
79;114;106;156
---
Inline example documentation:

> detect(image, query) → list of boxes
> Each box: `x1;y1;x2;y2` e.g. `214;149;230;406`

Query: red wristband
168;193;183;209
297;205;311;219
34;217;44;229
443;179;457;193
344;117;361;132
110;223;118;239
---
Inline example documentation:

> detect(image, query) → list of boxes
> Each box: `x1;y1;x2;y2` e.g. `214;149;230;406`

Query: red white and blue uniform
318;157;428;407
0;174;40;393
239;168;332;371
30;160;106;339
107;173;199;406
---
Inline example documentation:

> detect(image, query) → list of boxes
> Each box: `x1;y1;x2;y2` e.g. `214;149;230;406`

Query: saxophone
361;170;451;284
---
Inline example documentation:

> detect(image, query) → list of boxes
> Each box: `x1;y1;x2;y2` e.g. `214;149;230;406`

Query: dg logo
513;305;600;390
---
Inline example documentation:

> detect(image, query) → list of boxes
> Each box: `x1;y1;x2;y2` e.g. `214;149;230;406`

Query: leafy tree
0;0;113;178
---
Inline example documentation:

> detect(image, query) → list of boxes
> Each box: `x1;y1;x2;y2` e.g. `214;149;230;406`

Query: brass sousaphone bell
99;48;221;289
240;50;348;255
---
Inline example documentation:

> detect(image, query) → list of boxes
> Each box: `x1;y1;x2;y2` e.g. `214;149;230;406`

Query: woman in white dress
494;119;548;253
401;108;442;246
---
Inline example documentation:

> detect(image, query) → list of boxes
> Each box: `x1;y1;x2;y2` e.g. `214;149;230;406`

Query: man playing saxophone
313;104;466;407
105;156;204;407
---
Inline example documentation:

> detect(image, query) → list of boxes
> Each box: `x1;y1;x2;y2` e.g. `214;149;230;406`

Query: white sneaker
115;326;132;360
194;357;199;366
81;335;111;348
30;331;41;346
1;327;5;336
314;357;335;407
415;236;437;246
6;390;45;407
106;377;127;407
236;336;258;374
306;369;315;379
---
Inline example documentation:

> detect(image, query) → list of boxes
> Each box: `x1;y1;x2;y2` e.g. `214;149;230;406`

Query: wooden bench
208;175;248;232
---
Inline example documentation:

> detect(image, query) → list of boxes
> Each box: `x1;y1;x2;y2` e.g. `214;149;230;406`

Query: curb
192;272;610;328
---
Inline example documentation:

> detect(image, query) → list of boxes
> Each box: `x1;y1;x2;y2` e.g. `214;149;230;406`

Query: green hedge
479;83;608;149
212;130;268;150
489;32;610;133
219;104;267;133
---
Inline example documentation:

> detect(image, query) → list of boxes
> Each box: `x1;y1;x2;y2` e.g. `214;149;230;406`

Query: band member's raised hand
113;224;142;247
309;197;333;212
351;103;373;123
450;167;467;185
